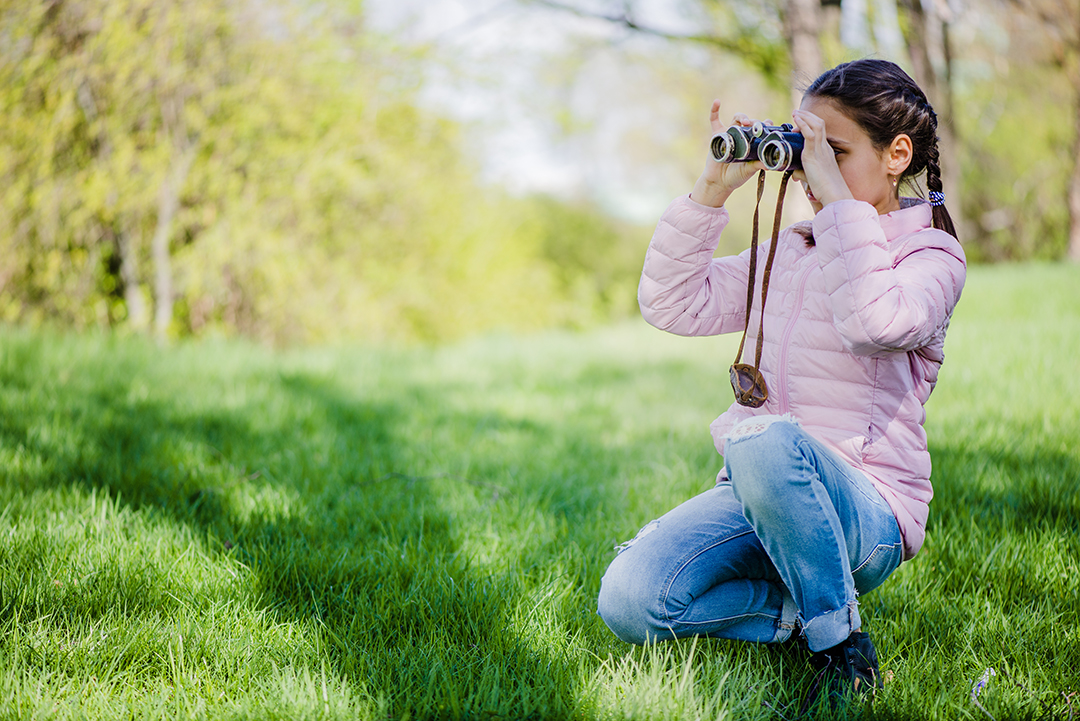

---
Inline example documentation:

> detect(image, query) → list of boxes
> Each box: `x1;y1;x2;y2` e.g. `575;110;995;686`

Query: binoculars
710;123;803;172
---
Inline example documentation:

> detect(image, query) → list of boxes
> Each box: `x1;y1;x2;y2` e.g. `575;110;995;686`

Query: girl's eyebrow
826;136;850;147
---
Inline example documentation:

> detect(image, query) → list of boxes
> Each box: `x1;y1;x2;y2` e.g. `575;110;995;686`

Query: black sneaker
801;631;883;713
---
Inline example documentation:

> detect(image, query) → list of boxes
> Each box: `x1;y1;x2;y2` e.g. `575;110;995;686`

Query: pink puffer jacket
639;195;966;560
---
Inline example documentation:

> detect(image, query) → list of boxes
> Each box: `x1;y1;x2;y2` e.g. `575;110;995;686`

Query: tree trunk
1070;85;1080;261
152;147;195;341
1069;8;1080;262
872;0;905;59
902;0;963;236
840;0;872;53
119;228;149;330
786;0;824;106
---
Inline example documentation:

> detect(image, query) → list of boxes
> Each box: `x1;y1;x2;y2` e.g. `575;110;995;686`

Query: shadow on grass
0;336;629;718
928;439;1080;533
859;439;1080;720
0;331;854;718
912;438;1080;626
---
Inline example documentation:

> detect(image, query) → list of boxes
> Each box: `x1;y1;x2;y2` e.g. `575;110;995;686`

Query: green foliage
0;263;1078;719
0;0;239;326
526;196;643;327
690;0;790;89
957;61;1074;262
0;0;647;343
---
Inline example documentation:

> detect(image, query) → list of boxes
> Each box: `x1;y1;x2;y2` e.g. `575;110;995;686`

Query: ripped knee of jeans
722;413;800;444
614;518;660;554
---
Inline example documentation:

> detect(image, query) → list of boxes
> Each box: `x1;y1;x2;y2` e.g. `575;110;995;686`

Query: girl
596;59;966;702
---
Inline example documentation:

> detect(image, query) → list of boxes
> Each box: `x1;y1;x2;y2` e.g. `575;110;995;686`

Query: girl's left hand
791;109;853;207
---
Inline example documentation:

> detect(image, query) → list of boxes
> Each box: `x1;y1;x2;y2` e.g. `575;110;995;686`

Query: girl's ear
887;134;913;176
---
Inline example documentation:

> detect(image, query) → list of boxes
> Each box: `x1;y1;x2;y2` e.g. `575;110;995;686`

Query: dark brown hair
805;59;957;239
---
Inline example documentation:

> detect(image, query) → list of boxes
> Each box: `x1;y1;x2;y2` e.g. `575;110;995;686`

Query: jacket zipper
777;263;814;414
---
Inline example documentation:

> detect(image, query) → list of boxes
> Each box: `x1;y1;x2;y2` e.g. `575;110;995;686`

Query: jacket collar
880;198;933;240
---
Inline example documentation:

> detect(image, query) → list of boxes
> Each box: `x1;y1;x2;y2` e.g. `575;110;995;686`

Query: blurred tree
787;0;824;104
0;0;246;336
528;0;790;88
1007;0;1080;262
946;0;1073;261
0;0;647;342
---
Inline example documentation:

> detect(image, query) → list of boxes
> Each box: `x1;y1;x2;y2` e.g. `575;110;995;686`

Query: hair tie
928;191;945;206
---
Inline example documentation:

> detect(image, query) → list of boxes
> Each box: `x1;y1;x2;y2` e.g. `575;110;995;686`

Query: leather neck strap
733;170;793;371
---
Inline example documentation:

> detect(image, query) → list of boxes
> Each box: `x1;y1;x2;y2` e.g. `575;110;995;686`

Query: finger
731;113;753;127
793;109;824;137
710;100;723;133
791;113;812;140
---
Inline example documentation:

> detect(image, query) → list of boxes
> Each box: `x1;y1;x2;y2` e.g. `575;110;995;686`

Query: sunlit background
2;5;1079;718
1;0;1075;345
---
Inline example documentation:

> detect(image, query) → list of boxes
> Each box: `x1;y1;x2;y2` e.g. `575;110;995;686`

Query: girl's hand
790;108;853;207
690;101;766;208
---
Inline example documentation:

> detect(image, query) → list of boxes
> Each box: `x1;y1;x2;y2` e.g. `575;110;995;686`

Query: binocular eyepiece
710;123;804;172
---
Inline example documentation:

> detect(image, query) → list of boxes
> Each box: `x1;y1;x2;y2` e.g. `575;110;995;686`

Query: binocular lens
760;142;785;169
710;132;735;163
759;133;804;172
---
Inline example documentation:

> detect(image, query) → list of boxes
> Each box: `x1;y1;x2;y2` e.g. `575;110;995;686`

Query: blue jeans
597;416;904;653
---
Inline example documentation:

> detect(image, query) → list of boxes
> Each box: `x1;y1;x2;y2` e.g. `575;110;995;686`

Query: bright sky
364;0;709;223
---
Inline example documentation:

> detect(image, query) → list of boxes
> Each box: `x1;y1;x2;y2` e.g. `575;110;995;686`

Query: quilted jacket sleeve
812;200;967;356
638;196;754;337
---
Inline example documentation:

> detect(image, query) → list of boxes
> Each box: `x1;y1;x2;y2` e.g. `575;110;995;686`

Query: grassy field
0;262;1078;720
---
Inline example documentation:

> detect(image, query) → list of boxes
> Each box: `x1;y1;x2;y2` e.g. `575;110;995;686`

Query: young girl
597;59;966;701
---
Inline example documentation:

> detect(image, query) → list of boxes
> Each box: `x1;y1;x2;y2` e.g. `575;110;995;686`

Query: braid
924;135;958;238
925;140;943;195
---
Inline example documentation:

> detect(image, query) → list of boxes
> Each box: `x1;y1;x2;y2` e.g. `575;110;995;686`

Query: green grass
0;262;1078;720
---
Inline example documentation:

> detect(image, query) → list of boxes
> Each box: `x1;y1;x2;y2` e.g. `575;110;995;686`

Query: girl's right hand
690;101;766;208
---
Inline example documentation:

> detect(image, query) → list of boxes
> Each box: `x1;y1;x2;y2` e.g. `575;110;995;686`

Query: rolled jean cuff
771;586;799;644
802;600;861;652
